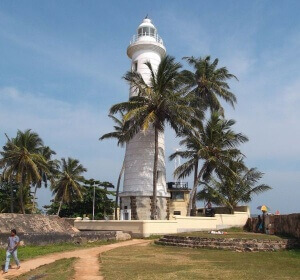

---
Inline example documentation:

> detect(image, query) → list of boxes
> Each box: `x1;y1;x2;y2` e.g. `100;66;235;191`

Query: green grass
0;240;116;263
175;228;283;240
10;258;77;280
101;243;300;280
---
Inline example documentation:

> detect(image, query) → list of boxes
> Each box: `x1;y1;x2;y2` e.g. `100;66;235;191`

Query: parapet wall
245;213;300;238
75;212;250;237
273;214;300;238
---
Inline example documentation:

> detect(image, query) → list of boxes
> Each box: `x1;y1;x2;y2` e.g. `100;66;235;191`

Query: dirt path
1;239;150;280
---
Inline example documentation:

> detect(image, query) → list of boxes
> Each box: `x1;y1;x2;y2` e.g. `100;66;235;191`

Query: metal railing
130;33;164;45
167;182;189;190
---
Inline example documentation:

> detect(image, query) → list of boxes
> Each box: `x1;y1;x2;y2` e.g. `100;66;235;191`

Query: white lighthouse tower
119;17;170;220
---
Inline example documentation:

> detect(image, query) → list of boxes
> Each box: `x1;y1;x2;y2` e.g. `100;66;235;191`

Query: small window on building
174;211;181;215
132;61;138;72
171;191;184;201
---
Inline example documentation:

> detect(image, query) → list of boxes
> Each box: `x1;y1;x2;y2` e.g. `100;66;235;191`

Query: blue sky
0;0;299;214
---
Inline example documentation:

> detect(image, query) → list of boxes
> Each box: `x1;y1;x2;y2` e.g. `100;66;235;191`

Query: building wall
75;212;250;237
169;192;190;219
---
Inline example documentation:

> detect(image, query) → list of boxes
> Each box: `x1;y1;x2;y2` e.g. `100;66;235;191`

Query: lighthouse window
171;191;184;201
138;27;156;37
138;28;143;36
150;28;155;36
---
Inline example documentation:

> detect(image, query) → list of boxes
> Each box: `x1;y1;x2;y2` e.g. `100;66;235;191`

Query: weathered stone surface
0;214;78;233
245;213;300;238
0;214;132;247
155;235;300;252
0;231;120;248
115;231;131;241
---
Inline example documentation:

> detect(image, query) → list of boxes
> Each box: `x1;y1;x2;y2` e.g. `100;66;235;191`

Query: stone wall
156;235;300;252
0;214;78;233
245;213;300;238
0;214;131;247
0;231;119;248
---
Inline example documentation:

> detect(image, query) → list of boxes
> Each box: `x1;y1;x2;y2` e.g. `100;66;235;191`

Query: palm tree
100;113;129;220
170;112;248;216
32;146;60;212
52;157;87;216
110;55;194;219
197;158;272;213
181;56;237;115
0;130;49;213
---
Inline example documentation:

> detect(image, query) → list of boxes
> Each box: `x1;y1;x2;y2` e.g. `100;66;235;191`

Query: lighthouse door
121;206;131;220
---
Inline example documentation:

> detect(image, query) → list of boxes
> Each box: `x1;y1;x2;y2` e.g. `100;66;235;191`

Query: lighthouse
119;18;170;220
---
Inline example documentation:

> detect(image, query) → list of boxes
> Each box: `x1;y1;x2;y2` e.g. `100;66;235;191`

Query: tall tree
32;146;59;212
51;157;87;216
181;56;237;115
197;158;272;213
100;113;129;220
170;112;248;216
0;130;49;213
110;55;194;219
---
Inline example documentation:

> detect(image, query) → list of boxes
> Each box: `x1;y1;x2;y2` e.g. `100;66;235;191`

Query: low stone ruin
155;235;300;252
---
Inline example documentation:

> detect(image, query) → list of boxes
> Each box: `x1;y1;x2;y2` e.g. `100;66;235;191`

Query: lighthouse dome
127;17;165;59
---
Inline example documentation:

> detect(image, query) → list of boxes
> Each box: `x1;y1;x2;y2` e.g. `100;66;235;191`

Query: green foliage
45;181;115;219
110;55;195;219
0;129;50;213
51;157;87;215
197;158;271;213
181;55;238;114
170;112;248;215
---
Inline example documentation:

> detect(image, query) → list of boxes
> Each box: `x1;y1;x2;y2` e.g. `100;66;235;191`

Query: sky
0;0;299;214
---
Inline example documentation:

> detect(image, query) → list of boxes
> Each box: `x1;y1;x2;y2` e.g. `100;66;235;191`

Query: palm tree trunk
191;161;198;216
19;184;25;214
187;164;206;216
115;159;125;220
151;127;159;220
57;199;63;216
10;183;14;213
32;185;38;213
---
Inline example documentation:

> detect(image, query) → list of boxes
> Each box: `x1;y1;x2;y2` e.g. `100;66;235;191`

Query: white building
119;18;170;220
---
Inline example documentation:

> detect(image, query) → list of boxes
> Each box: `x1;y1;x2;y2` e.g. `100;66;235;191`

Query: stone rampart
245;213;300;238
0;214;131;247
0;214;78;233
156;235;300;252
0;231;119;248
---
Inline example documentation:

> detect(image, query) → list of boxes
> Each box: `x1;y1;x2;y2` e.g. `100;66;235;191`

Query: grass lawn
10;258;77;280
0;240;115;263
101;243;300;280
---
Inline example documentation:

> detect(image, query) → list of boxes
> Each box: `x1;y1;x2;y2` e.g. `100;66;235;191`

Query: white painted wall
75;212;250;237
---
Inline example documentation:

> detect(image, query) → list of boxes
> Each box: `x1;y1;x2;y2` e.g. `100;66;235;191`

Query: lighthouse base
120;196;169;220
